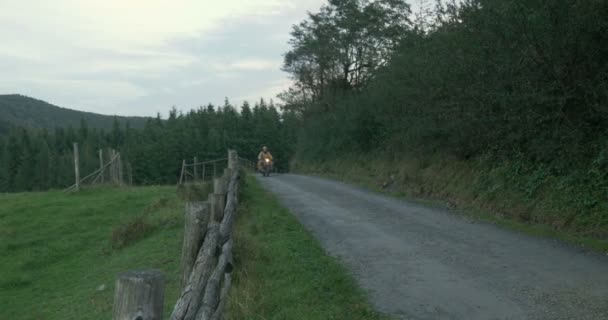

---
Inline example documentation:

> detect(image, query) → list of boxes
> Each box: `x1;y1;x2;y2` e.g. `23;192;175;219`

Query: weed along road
256;174;608;320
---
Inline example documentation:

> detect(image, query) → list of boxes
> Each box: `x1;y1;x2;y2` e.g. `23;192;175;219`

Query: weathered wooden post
118;152;124;186
228;150;238;170
73;143;80;191
180;201;210;289
112;270;165;320
179;160;186;186
197;240;234;320
209;178;226;222
213;162;217;179
170;223;220;320
202;163;206;183
110;149;116;185
99;149;104;184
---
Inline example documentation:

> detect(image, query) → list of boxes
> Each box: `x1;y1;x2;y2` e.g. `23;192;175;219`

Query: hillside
0;94;149;130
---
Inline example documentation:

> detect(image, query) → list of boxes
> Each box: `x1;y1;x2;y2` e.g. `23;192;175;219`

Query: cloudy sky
0;0;327;116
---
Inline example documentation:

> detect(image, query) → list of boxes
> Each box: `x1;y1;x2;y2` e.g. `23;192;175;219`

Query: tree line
282;0;608;182
0;99;297;192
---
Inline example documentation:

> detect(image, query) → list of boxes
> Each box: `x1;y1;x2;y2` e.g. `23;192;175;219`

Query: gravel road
256;174;608;320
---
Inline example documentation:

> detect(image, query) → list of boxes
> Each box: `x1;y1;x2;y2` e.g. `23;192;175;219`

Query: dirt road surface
256;174;608;320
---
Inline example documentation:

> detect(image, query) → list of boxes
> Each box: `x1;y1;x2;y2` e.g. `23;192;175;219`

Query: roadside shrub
110;215;155;249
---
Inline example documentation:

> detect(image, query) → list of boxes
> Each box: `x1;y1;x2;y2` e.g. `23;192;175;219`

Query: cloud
228;59;282;71
0;0;327;116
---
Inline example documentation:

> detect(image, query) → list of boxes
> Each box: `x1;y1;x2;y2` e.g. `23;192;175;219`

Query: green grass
226;176;388;320
0;186;184;320
293;155;608;253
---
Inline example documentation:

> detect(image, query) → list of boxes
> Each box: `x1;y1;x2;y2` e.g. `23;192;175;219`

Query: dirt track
256;174;608;320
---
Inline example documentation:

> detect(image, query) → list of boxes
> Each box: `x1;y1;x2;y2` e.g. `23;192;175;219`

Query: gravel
257;174;608;320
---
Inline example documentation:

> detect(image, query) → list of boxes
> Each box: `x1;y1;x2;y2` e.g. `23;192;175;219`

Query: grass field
226;176;387;320
0;186;184;320
1;177;386;320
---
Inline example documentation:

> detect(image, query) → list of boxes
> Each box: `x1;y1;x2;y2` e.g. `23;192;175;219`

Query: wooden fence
178;155;256;185
112;150;242;320
64;146;127;192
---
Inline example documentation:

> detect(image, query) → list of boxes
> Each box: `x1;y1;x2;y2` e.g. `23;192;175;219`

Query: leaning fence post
112;270;165;320
99;149;104;184
179;160;186;185
73;142;80;191
180;201;210;289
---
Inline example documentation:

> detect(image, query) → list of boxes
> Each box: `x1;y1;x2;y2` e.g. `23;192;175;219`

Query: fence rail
178;157;230;186
112;150;242;320
64;147;126;192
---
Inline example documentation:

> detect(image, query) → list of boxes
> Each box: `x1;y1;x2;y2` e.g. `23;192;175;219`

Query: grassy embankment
292;154;608;252
1;178;387;320
0;186;184;319
226;175;387;320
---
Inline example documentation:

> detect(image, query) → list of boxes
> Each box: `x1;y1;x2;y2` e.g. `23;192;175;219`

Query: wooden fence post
99;149;104;184
112;270;165;320
228;150;238;170
73;143;80;191
180;201;210;289
193;157;199;180
179;160;186;185
110;149;116;185
118;152;124;186
202;163;206;183
208;179;225;223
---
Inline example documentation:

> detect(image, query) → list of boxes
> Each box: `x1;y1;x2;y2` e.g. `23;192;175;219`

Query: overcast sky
0;0;329;116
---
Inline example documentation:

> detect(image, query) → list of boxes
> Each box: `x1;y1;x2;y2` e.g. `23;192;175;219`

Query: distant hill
0;94;149;131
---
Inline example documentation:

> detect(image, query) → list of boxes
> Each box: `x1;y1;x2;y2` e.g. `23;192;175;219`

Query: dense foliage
282;0;608;234
0;94;148;130
284;0;608;185
0;99;297;192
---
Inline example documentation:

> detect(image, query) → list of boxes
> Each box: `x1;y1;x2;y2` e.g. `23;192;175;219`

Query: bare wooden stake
99;149;104;184
73;143;80;191
180;201;210;289
228;149;238;170
112;270;165;320
110;149;116;185
194;156;199;180
179;160;186;185
118;152;124;186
